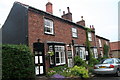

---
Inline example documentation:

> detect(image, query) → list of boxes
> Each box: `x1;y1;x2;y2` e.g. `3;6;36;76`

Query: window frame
99;39;102;47
72;27;78;38
93;48;98;58
88;32;92;41
100;50;103;57
55;45;66;66
44;18;54;35
76;47;86;60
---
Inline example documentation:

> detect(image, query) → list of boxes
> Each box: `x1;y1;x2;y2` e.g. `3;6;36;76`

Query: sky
0;0;119;42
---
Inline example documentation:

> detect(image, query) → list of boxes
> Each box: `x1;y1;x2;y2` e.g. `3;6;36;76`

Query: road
91;77;120;80
90;75;120;80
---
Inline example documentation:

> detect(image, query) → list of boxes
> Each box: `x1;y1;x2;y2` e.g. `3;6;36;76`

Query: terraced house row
2;2;110;76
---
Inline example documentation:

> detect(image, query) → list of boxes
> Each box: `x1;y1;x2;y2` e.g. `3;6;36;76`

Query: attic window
44;19;54;34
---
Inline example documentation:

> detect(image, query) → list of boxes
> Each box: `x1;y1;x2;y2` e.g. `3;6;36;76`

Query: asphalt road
91;77;120;80
90;74;120;80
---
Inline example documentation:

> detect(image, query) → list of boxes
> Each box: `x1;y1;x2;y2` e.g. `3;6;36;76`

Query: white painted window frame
44;19;54;34
72;28;78;38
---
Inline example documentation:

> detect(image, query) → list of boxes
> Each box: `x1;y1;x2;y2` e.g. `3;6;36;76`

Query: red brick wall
110;41;120;51
28;10;87;49
96;36;110;57
28;10;87;70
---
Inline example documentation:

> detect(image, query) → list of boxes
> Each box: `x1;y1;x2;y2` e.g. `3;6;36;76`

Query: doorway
33;42;45;76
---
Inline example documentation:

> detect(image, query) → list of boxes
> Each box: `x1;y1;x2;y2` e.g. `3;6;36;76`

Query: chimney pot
67;7;70;13
90;25;91;28
63;11;65;15
81;16;83;20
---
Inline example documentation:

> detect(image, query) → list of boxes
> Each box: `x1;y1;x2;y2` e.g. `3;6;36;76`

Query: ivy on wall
85;28;98;66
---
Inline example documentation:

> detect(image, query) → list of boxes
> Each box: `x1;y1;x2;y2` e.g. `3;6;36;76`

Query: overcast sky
0;0;119;42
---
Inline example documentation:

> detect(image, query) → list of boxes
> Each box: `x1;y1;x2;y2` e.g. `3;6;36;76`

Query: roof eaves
96;35;110;41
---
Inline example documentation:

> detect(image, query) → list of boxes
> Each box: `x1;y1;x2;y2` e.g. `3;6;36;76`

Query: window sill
72;37;78;39
56;63;66;66
44;33;55;36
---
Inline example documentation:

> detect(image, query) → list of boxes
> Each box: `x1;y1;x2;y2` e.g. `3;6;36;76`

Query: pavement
35;76;120;80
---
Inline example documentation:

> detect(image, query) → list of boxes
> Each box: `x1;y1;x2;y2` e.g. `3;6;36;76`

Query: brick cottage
2;2;110;76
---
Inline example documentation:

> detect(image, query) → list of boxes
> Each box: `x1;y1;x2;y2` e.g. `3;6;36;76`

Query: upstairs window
72;28;78;38
106;41;108;45
44;19;54;34
88;32;92;41
99;39;102;47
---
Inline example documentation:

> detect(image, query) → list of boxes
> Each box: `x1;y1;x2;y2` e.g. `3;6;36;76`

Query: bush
74;56;87;67
47;65;69;77
89;58;99;67
2;44;35;80
47;65;89;79
71;66;89;78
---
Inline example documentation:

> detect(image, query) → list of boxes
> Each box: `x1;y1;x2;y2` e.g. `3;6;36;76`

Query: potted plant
48;51;54;56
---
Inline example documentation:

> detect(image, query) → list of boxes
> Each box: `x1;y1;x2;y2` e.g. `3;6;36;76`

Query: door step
35;76;48;80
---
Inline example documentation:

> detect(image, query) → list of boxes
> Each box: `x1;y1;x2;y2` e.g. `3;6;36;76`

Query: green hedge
2;44;35;80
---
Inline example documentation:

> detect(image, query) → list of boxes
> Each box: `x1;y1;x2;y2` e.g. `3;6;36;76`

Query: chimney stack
76;16;85;26
92;25;95;30
46;2;53;14
61;7;72;21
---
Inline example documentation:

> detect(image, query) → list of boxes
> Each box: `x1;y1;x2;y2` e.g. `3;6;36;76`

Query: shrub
71;66;89;78
47;70;56;77
89;57;99;67
74;56;88;67
47;65;69;77
2;44;35;80
47;65;89;79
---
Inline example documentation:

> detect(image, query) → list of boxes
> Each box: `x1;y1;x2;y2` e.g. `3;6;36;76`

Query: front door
33;43;45;76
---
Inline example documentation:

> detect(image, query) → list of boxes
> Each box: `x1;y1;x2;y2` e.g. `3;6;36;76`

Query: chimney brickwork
46;2;53;14
61;7;72;21
76;16;85;26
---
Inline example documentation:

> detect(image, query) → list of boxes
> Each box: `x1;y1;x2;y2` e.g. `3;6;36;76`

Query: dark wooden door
33;43;45;76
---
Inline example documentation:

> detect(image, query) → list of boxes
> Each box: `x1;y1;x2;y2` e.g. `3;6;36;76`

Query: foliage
103;44;109;58
48;51;54;56
74;56;88;67
47;70;57;77
47;65;69;77
98;57;107;62
85;28;92;62
85;27;94;32
71;66;89;78
88;57;99;67
2;44;35;80
47;65;89;78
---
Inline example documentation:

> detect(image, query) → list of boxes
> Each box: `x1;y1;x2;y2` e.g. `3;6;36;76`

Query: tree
103;44;109;58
